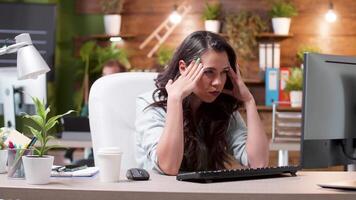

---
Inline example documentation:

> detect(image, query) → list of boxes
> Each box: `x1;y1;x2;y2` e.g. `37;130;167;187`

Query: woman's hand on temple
165;58;205;100
223;63;254;103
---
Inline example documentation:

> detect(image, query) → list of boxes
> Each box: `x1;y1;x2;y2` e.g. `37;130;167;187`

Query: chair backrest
88;72;158;170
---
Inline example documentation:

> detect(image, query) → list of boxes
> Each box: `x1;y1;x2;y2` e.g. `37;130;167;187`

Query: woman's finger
228;68;239;88
186;58;201;79
192;63;205;83
228;67;239;80
181;59;195;76
191;63;203;80
235;63;243;79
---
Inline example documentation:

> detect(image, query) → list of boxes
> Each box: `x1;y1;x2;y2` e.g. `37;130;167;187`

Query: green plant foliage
285;67;303;92
225;11;268;60
23;97;74;157
269;0;298;18
202;1;222;20
0;128;6;150
156;46;174;68
74;41;131;114
96;44;131;70
296;45;322;64
100;0;125;14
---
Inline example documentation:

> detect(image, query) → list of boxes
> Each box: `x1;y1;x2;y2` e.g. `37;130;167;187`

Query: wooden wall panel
116;0;356;76
74;0;356;170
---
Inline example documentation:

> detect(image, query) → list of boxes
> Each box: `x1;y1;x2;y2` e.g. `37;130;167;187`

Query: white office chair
88;72;158;170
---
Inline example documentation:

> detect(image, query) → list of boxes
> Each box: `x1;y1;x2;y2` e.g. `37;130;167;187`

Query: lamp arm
0;42;31;56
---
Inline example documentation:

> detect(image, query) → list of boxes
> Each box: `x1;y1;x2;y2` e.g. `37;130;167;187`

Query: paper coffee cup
97;147;122;182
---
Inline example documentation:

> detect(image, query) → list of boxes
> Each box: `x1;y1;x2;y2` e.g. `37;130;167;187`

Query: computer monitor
0;67;47;128
301;53;356;169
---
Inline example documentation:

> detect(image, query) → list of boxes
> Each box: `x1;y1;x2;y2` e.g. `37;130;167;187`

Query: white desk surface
0;171;355;200
44;139;300;151
43;139;92;148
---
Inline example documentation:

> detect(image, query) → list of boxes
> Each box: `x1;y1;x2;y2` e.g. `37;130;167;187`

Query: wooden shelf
256;32;293;39
239;105;301;112
76;34;136;41
256;105;301;112
243;78;264;85
73;34;136;56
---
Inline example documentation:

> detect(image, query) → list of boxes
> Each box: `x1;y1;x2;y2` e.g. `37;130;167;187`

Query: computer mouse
126;168;150;181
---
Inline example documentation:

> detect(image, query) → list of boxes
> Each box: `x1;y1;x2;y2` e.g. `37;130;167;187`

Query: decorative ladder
139;0;192;58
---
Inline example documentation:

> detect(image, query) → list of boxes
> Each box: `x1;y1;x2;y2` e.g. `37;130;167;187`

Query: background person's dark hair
150;31;243;171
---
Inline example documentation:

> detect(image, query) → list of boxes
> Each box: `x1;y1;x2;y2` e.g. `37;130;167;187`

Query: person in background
135;31;269;175
102;59;127;76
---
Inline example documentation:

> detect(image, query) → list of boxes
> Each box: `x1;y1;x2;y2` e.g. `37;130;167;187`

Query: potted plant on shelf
284;67;303;107
269;0;298;35
100;0;125;35
202;1;222;33
296;45;321;68
22;97;74;184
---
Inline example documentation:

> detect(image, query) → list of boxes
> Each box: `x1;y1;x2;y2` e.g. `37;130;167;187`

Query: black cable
341;140;356;161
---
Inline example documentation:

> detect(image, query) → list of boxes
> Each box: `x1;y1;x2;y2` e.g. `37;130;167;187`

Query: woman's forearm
244;99;269;167
156;95;184;175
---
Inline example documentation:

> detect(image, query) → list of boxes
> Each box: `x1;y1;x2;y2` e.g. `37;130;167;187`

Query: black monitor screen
302;53;356;168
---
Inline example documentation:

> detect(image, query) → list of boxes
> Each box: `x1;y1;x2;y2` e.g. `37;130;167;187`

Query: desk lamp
0;33;50;129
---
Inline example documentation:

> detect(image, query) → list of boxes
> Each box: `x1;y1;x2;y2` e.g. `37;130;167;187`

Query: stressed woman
135;31;269;175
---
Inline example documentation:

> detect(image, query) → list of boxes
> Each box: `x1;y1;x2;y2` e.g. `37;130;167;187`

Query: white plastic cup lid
98;147;122;155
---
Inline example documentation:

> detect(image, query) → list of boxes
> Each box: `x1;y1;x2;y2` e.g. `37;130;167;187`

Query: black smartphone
63;164;87;172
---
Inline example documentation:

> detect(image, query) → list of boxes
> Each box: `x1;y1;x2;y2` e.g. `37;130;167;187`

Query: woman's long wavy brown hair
150;31;243;171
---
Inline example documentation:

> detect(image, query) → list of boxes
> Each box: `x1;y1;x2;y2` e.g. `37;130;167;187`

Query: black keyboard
176;166;299;183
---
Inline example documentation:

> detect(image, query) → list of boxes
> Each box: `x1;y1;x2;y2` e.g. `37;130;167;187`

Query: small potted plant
101;0;125;35
22;97;74;184
269;0;298;35
296;45;322;68
284;67;303;107
202;1;222;33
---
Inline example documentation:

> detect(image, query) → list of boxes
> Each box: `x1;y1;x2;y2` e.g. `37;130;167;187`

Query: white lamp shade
16;45;50;80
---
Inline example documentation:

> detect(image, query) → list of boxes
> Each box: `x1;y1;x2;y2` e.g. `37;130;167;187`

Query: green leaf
269;0;298;18
44;135;55;144
23;114;43;128
45;110;76;132
44;120;58;133
31;96;47;121
26;125;42;140
202;1;221;20
43;145;62;154
33;147;41;156
79;41;96;62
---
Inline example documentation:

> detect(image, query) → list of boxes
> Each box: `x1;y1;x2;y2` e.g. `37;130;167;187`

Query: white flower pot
104;14;122;35
272;17;291;35
0;150;7;174
204;20;221;33
22;155;54;185
290;90;302;108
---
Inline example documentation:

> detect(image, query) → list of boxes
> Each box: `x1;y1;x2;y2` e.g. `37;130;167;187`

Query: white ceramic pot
290;90;302;107
22;155;54;185
104;14;121;35
204;20;221;33
272;17;291;35
0;150;7;174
